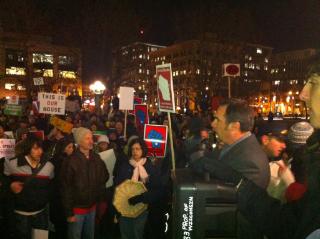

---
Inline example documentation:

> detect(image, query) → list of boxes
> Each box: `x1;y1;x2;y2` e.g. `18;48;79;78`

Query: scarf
129;158;149;183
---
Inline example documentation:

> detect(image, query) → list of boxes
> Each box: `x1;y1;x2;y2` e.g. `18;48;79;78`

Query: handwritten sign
38;93;65;115
0;139;15;159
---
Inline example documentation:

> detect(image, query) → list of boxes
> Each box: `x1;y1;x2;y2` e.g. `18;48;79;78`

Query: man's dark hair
127;138;148;158
20;133;43;156
220;99;254;132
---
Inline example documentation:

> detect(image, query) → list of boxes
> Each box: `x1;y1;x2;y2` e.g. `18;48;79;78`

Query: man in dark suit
211;99;270;238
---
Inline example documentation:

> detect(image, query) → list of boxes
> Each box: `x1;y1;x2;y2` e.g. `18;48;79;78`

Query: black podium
172;169;237;239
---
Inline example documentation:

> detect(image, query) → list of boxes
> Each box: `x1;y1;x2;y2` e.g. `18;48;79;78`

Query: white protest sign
119;87;134;110
0;139;15;159
7;95;19;105
33;77;44;86
38;92;66;115
99;149;117;188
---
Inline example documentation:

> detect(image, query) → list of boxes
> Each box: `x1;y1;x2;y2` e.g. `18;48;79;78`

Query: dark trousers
14;209;48;239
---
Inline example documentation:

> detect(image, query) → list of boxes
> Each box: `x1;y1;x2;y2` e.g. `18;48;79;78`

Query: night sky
1;0;320;82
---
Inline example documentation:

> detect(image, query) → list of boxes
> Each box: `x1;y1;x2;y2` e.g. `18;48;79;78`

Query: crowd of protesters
0;69;320;239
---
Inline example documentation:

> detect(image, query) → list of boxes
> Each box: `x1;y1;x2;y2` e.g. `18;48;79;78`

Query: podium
172;169;237;239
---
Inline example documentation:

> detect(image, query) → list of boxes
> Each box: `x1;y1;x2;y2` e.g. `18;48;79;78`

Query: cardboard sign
119;87;134;110
0;139;15;159
65;100;80;113
99;149;117;188
144;124;168;158
129;97;143;115
38;92;66;115
4;104;22;116
134;104;149;134
156;64;175;113
29;130;45;140
50;116;73;134
7;95;19;105
33;77;44;86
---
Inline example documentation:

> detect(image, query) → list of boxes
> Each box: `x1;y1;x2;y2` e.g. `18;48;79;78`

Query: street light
89;80;106;112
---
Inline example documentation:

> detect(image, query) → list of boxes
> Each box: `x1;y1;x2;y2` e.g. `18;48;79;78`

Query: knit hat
72;127;91;145
288;121;314;145
97;135;109;144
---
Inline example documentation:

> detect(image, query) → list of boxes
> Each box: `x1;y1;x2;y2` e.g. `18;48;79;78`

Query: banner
50;116;73;134
156;64;175;113
4;104;22;116
134;104;149;134
119;87;134;110
7;95;19;105
0;139;15;159
144;124;168;158
129;97;143;115
38;92;66;115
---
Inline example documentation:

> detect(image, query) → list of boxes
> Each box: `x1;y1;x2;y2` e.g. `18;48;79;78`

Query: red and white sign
156;64;175;113
134;104;149;134
38;93;66;115
222;64;240;77
144;124;168;158
0;139;15;159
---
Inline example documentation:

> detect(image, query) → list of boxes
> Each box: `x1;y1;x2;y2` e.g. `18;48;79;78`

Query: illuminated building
0;31;82;98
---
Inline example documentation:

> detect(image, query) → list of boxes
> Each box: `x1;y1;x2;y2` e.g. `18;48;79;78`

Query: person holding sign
3;135;54;239
114;138;164;239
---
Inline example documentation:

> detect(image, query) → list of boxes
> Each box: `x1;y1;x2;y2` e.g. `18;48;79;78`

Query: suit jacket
220;134;270;189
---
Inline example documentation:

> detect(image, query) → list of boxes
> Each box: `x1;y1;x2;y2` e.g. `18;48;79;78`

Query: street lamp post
89;81;106;113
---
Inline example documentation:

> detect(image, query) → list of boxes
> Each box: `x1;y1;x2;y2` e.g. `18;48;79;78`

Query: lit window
283;68;286;72
17;85;26;91
183;70;186;75
271;69;274;74
146;70;149;75
176;71;179;76
58;55;74;65
5;83;15;90
245;55;249;59
244;71;248;76
248;56;252;61
139;69;142;73
256;64;260;70
245;63;248;68
147;55;150;60
264;65;268;71
43;69;53;77
257;48;262;54
139;54;143;59
173;72;176;76
33;53;53;64
59;71;76;79
6;67;26;75
196;69;200;74
264;58;268;63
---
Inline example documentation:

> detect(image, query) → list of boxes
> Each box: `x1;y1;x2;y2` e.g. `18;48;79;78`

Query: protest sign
134;104;149;134
4;131;14;139
144;124;168;158
119;87;134;110
129;97;143;115
29;130;45;140
65;99;80;113
38;92;65;115
33;77;44;86
99;149;117;188
7;95;19;105
4;104;22;116
0;139;15;159
50;116;73;134
156;64;175;113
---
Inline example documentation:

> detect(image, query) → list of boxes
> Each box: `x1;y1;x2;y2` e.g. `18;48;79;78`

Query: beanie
73;127;91;145
97;135;109;144
288;121;314;145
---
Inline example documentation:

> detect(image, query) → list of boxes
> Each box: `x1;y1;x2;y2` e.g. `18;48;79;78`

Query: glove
128;194;144;205
202;157;243;185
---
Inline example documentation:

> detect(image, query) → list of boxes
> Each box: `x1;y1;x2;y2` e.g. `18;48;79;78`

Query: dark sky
1;0;320;82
